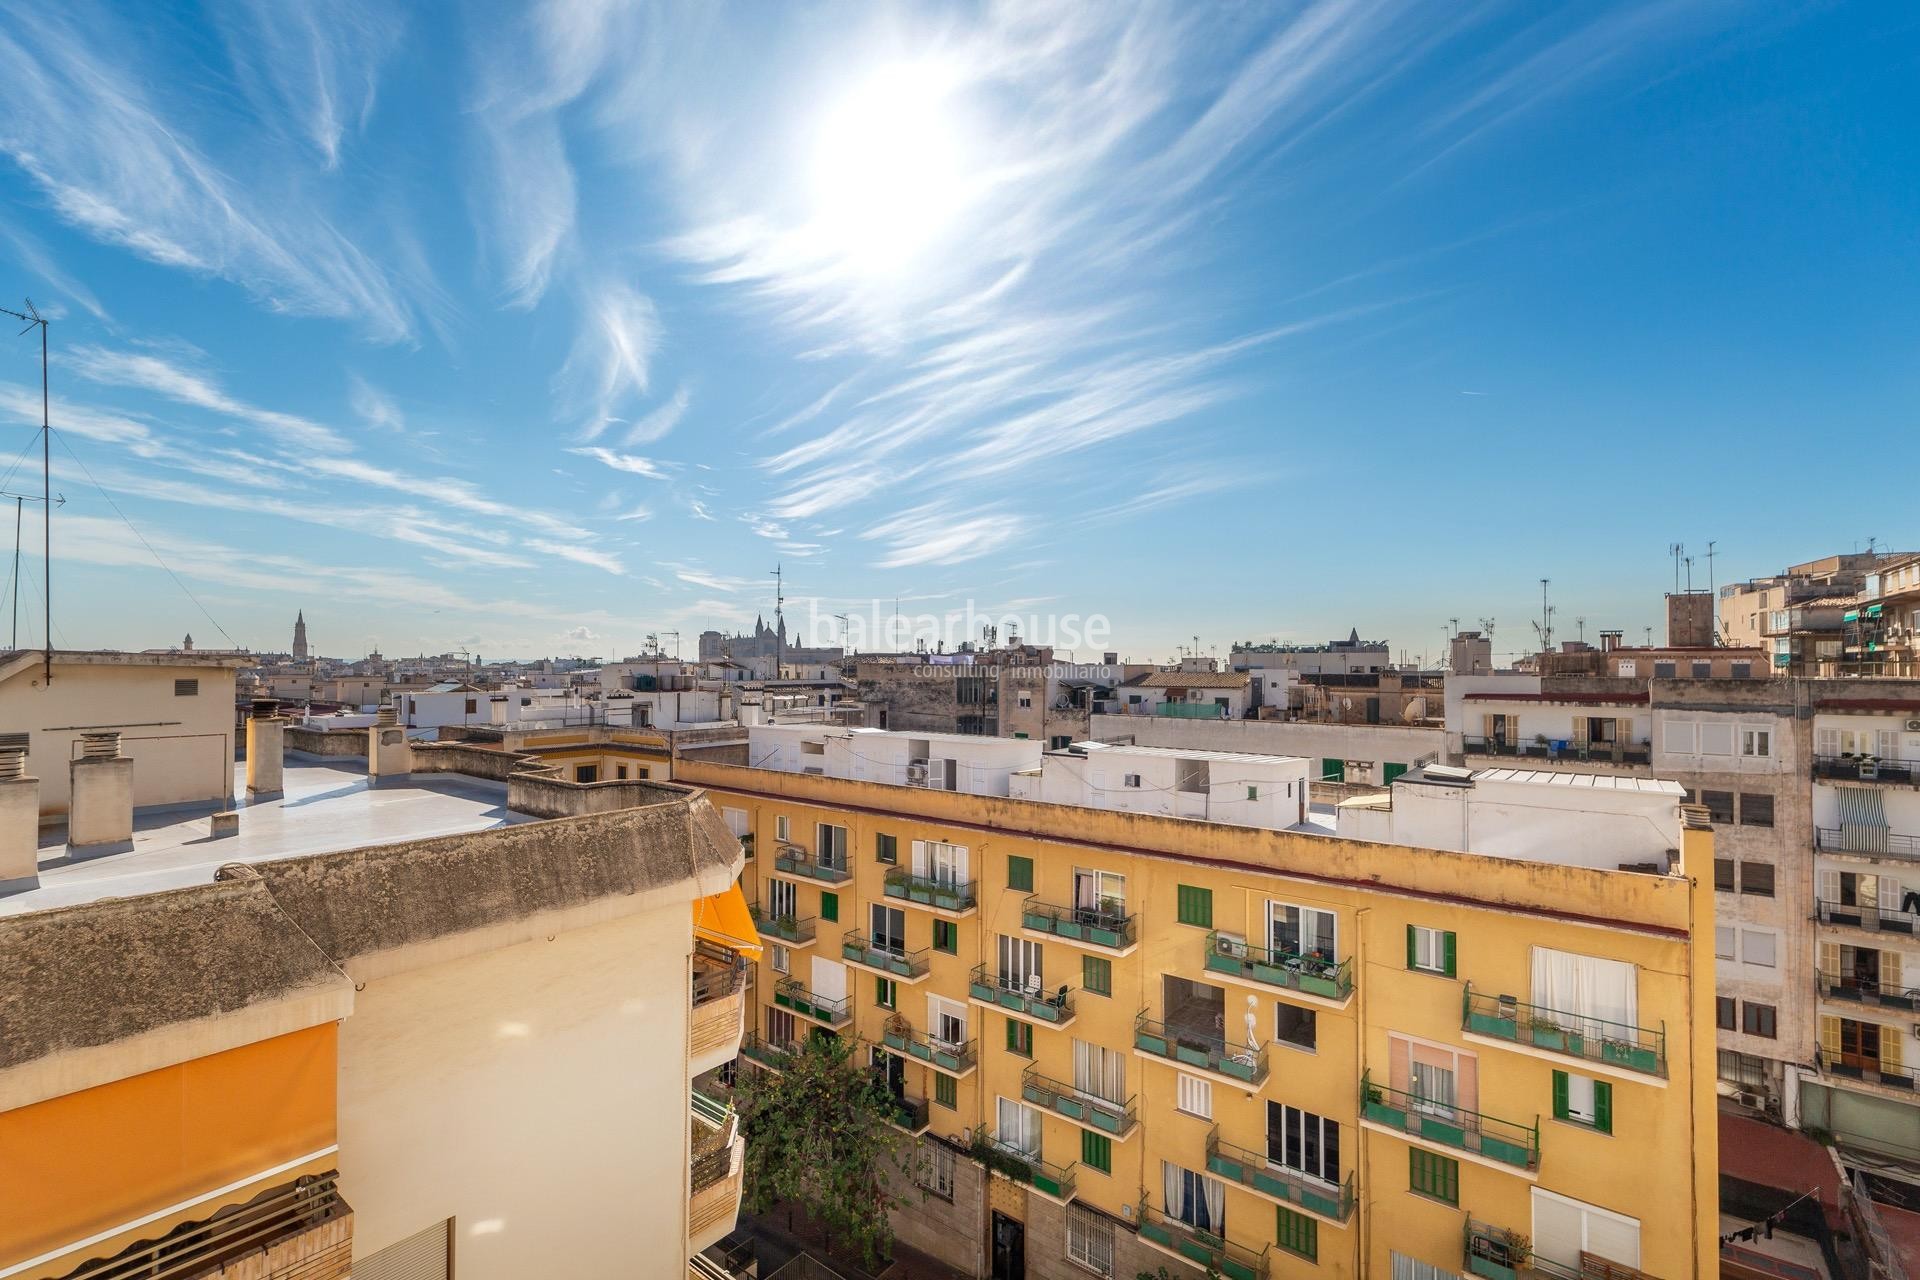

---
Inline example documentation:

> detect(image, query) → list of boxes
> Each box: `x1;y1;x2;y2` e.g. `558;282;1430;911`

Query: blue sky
0;2;1914;664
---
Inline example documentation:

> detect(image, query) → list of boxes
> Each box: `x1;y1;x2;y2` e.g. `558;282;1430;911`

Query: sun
806;60;973;274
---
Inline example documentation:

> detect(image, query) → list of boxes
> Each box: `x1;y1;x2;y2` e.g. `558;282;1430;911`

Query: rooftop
1138;671;1249;689
1;755;534;917
1472;767;1685;795
1067;742;1305;767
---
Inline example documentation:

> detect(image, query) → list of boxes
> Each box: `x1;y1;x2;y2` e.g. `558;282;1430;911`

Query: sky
0;2;1915;666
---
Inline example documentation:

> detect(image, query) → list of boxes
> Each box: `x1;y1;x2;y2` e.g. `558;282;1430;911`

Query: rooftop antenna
0;487;62;651
1703;540;1718;645
1683;555;1694;594
1531;579;1554;652
770;563;785;670
663;629;680;659
1669;542;1684;597
832;612;850;655
1576;616;1586;645
0;299;50;683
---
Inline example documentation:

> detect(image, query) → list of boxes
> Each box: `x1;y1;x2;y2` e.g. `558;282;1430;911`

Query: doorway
991;1211;1025;1280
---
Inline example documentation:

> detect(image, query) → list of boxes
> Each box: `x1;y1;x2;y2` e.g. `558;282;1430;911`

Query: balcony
880;1015;978;1076
55;1173;351;1280
771;844;853;884
773;977;852;1028
690;1091;745;1254
840;933;932;982
1203;930;1353;1003
1134;1203;1269;1280
882;868;978;916
1461;737;1650;766
1814;755;1920;788
1020;1067;1137;1139
969;965;1077;1027
1021;897;1138;954
1204;1128;1354;1223
690;946;748;1075
749;902;818;947
1817;827;1920;860
1465;1219;1531;1280
1361;1071;1540;1170
969;1125;1077;1203
1134;1011;1268;1087
883;1091;932;1135
740;1031;798;1072
1462;984;1666;1078
1819;1047;1919;1092
1818;970;1919;1011
1818;898;1919;936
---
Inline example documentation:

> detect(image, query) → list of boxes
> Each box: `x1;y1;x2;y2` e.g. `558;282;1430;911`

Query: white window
1269;901;1337;961
1017;691;1033;708
1740;929;1777;968
999;935;1044;994
1714;927;1734;960
816;822;848;864
722;806;749;836
1176;1073;1213;1119
1700;722;1734;757
1392;1255;1461;1280
1741;728;1771;758
913;840;970;887
1066;1204;1115;1276
1410;926;1449;973
1564;1072;1603;1127
1160;1162;1224;1233
767;1007;796;1045
1073;1039;1127;1105
1531;948;1638;1037
775;814;791;841
1268;1102;1341;1183
921;1141;955;1199
769;879;798;922
1662;718;1697;754
1616;660;1636;678
1073;869;1126;917
997;1097;1041;1155
1532;1188;1641;1272
770;943;790;975
929;993;968;1048
1411;1059;1457;1118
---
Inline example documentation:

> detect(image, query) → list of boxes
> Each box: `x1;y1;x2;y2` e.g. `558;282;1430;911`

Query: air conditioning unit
1906;718;1920;733
1910;1022;1920;1040
1733;1089;1765;1110
906;761;930;785
1216;932;1249;959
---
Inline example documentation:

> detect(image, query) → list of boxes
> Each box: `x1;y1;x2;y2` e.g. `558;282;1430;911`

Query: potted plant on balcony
883;1013;910;1051
1527;1015;1568;1052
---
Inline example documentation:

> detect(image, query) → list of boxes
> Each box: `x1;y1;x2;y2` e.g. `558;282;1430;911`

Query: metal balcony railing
748;903;817;945
969;1125;1076;1201
1133;1202;1269;1280
882;869;978;912
1361;1071;1539;1169
1204;931;1352;1001
840;933;931;979
1817;969;1920;1011
1020;1067;1136;1137
1134;1011;1268;1085
1461;737;1649;765
1818;1047;1920;1091
692;950;748;1007
772;845;852;883
1818;898;1920;935
1465;1218;1531;1280
53;1173;349;1280
773;977;852;1026
740;1032;798;1071
1462;984;1666;1076
1814;755;1919;787
1020;897;1137;951
969;965;1076;1024
1816;827;1920;859
881;1091;931;1133
880;1017;977;1074
1204;1127;1354;1222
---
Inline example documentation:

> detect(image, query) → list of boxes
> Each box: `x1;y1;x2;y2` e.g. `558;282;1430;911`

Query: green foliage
735;1034;925;1269
1138;1267;1222;1280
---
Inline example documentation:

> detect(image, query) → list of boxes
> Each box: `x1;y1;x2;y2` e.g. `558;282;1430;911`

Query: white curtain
1531;947;1637;1036
1202;1174;1223;1232
1162;1161;1181;1221
1074;1040;1126;1104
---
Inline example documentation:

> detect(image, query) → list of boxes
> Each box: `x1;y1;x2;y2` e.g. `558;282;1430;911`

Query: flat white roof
1071;742;1306;766
1472;767;1685;795
758;725;1031;749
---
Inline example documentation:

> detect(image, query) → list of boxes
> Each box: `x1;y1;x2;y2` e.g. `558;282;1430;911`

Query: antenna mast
770;564;785;672
0;301;49;681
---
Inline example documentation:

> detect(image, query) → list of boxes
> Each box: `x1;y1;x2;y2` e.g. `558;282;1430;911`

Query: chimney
367;704;411;784
69;731;134;856
246;698;285;799
0;737;39;895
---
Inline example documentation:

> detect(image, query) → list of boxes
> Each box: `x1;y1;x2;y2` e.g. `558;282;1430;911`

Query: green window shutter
1594;1080;1613;1134
1406;925;1416;969
935;1073;956;1108
1443;930;1457;978
1006;1018;1031;1055
1081;1130;1111;1173
1008;855;1034;892
819;891;838;922
933;921;956;953
1083;955;1112;996
1276;1207;1317;1260
1177;885;1213;927
1551;1070;1569;1120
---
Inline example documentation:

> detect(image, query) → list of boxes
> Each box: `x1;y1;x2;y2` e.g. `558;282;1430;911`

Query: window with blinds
1175;1072;1212;1119
353;1220;449;1280
1531;1188;1640;1273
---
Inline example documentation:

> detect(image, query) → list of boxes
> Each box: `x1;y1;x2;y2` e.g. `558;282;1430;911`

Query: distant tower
182;633;193;652
292;611;309;661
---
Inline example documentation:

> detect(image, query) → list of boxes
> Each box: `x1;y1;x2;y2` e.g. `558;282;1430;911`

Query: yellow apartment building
672;751;1719;1280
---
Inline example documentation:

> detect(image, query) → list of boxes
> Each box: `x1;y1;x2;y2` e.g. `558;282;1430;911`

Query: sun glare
807;61;973;274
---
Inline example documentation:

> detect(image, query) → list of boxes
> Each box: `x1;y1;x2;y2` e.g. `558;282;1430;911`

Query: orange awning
693;881;762;959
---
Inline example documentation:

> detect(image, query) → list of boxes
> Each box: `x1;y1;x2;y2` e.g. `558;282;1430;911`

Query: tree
735;1032;925;1268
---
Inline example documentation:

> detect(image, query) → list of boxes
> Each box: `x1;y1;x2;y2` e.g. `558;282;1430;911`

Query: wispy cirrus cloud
214;1;403;170
623;384;689;446
348;373;405;431
566;445;669;479
556;281;661;440
0;10;419;341
65;345;348;451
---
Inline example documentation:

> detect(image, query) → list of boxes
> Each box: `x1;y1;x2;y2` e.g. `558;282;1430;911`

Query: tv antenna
1531;579;1555;652
0;487;63;651
662;629;680;658
769;563;785;669
0;299;51;681
1669;543;1684;596
832;613;850;654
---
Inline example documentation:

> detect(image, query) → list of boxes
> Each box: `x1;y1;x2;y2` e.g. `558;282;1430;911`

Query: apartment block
0;705;754;1280
677;747;1719;1279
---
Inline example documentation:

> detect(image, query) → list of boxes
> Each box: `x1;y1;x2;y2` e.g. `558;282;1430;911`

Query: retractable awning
1835;787;1890;855
694;881;763;959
